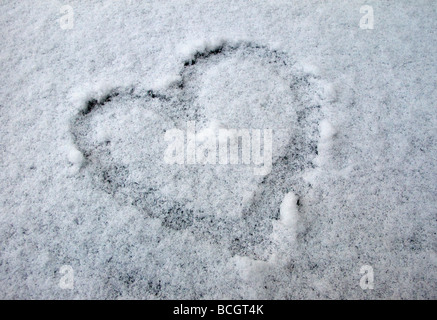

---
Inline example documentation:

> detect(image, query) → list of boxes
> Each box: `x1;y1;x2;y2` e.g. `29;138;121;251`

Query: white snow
0;0;436;300
319;119;337;143
66;145;84;173
279;192;299;229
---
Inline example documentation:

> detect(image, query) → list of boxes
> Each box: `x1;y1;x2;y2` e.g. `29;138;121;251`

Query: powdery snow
0;0;436;299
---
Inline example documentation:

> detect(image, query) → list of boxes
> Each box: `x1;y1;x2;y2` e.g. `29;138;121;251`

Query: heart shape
71;41;322;259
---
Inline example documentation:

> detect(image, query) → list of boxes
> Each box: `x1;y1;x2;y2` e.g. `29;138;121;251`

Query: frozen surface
0;0;436;299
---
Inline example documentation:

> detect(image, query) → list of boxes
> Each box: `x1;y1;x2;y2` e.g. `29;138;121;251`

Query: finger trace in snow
70;41;324;260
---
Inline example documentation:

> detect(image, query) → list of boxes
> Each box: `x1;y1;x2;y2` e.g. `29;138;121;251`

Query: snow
0;0;436;299
319;119;337;143
67;145;84;166
279;192;299;229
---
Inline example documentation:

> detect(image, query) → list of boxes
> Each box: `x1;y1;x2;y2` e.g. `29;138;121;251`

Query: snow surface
0;0;436;299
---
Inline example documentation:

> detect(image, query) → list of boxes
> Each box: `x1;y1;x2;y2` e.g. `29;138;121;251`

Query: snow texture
0;0;436;299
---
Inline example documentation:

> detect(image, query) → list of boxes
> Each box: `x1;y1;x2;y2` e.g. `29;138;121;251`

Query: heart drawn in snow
71;41;322;259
